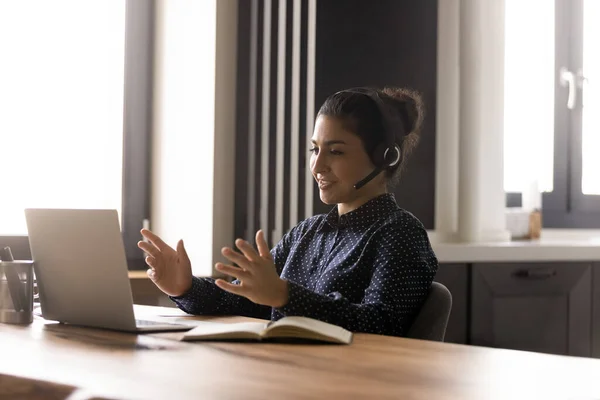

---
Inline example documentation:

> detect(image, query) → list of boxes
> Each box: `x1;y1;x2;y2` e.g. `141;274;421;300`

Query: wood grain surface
0;306;599;400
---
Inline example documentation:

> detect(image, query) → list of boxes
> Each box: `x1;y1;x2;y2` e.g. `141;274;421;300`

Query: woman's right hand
137;229;193;297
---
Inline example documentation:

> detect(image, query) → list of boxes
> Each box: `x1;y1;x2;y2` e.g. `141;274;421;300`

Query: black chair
406;282;452;342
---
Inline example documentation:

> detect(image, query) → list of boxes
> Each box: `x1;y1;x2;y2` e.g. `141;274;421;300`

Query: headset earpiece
372;143;401;169
383;144;401;168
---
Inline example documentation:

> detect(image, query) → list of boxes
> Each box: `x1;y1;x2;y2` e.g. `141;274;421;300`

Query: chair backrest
406;281;452;342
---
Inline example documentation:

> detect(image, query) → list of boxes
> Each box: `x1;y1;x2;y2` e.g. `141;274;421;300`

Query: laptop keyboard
135;319;180;327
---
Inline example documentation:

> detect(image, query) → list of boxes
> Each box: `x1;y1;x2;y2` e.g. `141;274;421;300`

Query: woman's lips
318;180;335;190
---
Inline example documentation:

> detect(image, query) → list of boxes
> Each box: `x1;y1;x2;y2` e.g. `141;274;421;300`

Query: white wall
434;0;460;241
212;0;238;276
434;0;509;243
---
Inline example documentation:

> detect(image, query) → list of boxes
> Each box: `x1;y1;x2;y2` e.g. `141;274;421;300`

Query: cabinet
471;262;592;357
593;263;600;358
129;275;174;308
434;264;468;344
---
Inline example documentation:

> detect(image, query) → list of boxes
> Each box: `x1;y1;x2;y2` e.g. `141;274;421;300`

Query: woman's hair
317;87;425;186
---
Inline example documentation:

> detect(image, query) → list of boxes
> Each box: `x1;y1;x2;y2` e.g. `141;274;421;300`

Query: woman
138;87;438;337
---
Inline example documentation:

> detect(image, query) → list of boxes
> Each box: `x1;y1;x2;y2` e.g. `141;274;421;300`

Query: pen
1;246;25;311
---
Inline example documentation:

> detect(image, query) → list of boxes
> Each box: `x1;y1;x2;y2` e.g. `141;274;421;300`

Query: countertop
127;231;600;278
430;230;600;263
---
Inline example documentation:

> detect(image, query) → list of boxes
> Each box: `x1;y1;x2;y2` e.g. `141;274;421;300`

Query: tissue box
506;208;531;240
506;208;542;240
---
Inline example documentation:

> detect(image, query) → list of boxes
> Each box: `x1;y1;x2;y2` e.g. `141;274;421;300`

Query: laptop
25;208;194;332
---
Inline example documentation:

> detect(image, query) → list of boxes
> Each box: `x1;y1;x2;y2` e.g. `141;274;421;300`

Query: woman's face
310;115;387;215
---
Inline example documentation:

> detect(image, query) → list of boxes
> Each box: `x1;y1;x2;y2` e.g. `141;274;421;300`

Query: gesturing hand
138;229;193;297
215;230;289;308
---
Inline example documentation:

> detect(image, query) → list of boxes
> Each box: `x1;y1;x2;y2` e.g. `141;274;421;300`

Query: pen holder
0;261;35;324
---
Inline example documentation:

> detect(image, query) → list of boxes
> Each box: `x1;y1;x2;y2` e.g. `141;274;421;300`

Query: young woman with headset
138;87;438;337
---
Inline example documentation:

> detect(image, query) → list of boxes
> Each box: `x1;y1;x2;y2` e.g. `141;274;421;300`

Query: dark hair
317;87;425;186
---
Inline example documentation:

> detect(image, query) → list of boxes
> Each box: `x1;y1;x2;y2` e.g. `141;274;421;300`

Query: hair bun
380;87;425;183
381;87;424;136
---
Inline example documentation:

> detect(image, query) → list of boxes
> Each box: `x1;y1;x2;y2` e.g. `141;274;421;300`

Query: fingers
145;255;161;281
139;243;162;275
177;239;188;260
234;238;260;262
145;254;155;266
221;247;250;269
215;279;245;296
138;241;161;258
143;253;165;281
146;268;156;280
215;262;248;281
140;229;170;252
255;230;272;260
222;233;271;271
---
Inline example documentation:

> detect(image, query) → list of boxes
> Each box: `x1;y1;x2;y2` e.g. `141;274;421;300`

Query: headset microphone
354;166;384;190
353;145;401;190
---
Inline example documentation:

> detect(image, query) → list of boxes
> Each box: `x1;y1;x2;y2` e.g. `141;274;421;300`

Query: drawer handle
512;268;557;280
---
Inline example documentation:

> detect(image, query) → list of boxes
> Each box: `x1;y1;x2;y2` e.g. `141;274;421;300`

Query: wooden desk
1;306;600;400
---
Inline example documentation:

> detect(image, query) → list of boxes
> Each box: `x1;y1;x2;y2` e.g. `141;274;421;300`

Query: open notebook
181;316;353;344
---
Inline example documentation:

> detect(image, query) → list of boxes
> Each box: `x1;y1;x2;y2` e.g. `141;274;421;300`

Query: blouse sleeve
170;221;303;318
170;276;272;319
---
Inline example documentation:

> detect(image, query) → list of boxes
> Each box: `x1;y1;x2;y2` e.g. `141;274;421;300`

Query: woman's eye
309;147;343;155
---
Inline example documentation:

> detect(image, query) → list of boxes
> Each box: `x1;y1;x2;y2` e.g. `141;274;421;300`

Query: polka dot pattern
171;193;439;337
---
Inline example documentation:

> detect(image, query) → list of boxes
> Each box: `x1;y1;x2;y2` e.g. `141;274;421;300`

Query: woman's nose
311;152;329;174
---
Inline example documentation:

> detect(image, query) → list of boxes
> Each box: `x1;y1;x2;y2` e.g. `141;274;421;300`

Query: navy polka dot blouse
171;193;439;337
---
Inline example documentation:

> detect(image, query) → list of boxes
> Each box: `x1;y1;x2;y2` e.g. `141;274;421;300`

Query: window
0;0;153;266
504;0;555;195
581;0;600;196
0;1;126;234
504;0;600;227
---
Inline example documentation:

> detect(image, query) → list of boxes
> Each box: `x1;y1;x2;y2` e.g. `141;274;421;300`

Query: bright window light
582;0;600;195
504;0;555;194
0;1;126;235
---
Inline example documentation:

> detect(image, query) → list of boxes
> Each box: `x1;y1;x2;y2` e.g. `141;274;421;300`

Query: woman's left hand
215;230;289;308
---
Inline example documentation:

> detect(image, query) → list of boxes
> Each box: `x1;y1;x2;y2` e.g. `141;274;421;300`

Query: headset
334;87;406;190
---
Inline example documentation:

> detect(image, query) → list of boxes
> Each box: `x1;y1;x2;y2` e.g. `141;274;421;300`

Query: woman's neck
337;189;387;216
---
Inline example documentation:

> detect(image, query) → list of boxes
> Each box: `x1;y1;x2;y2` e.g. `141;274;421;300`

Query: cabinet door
471;263;592;357
434;264;468;344
593;263;600;358
130;278;174;307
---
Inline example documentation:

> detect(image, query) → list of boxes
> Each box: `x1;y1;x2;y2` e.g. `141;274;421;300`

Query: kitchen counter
430;232;600;263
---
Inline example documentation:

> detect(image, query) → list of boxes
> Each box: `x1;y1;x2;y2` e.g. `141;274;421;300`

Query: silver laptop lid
25;209;137;331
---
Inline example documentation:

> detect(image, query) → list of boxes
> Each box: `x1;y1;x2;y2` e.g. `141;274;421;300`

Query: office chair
406;281;452;342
